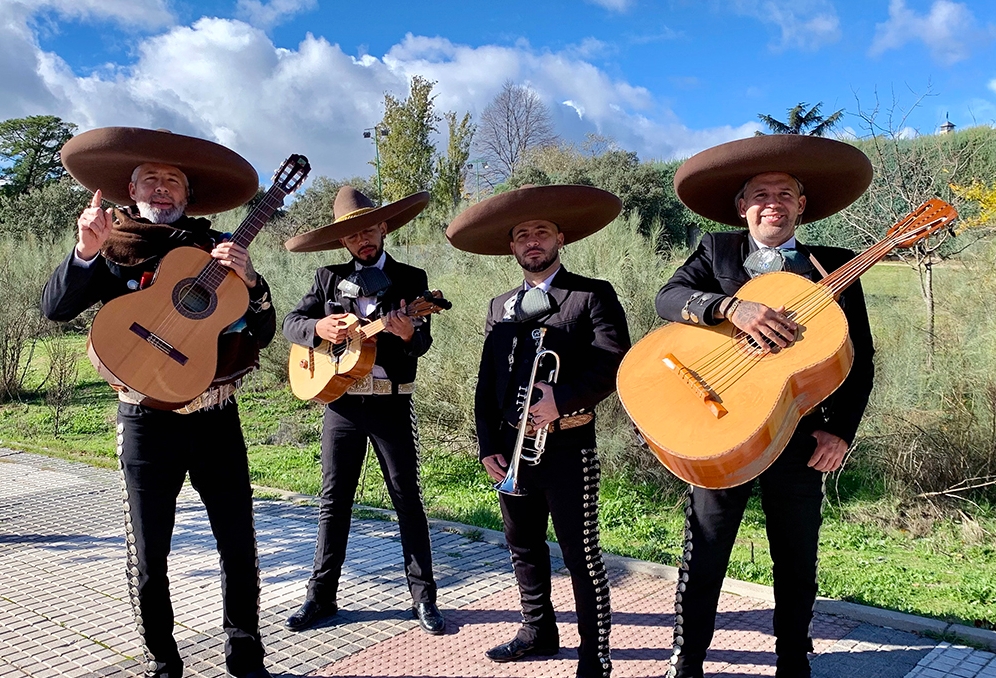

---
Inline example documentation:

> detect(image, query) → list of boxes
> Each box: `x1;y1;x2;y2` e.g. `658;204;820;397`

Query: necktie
781;248;811;275
514;286;552;322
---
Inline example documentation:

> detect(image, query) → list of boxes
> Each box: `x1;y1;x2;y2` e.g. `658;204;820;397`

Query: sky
3;0;995;186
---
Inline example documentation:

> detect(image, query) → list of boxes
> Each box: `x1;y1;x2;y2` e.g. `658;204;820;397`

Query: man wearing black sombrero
447;185;631;678
282;186;445;635
656;135;876;678
41;128;275;678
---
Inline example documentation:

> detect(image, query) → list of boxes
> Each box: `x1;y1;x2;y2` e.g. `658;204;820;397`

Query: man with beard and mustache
41;128;275;678
445;185;631;678
281;186;445;636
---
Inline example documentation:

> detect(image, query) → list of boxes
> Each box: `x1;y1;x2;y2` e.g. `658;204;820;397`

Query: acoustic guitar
289;292;451;403
87;154;310;409
616;199;957;489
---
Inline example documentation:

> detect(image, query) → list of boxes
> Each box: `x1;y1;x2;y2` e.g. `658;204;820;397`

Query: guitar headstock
272;154;311;194
887;198;958;250
406;291;453;319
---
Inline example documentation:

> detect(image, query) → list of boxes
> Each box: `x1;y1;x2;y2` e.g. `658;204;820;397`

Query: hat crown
334;186;376;221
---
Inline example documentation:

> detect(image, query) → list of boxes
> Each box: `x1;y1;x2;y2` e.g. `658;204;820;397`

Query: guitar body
617;272;853;489
88;246;249;409
288;318;377;403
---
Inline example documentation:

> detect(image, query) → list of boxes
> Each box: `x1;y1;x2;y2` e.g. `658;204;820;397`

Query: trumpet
495;327;561;496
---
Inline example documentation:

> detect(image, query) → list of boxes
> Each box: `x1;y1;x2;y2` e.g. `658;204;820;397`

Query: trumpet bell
495;472;527;496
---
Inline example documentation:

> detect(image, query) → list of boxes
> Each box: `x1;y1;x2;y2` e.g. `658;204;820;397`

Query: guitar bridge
130;323;189;365
662;353;727;419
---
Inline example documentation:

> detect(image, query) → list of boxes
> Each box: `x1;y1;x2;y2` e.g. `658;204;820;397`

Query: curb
257;483;996;652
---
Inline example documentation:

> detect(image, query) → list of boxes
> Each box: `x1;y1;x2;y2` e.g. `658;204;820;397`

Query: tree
475;80;557;180
378;75;440;202
432;111;475;208
0;115;77;195
756;102;843;137
0;176;90;240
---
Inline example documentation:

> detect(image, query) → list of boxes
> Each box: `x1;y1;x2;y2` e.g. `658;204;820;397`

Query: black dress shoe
284;598;338;632
485;636;560;663
412;601;446;635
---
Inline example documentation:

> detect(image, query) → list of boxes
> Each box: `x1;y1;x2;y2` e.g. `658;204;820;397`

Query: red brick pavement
309;570;860;678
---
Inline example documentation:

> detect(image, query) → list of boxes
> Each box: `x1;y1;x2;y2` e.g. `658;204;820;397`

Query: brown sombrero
284;187;430;252
60;127;258;216
674;135;872;226
446;184;622;255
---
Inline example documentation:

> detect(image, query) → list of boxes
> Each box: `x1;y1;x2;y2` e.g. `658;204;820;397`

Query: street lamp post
363;125;390;205
465;157;489;202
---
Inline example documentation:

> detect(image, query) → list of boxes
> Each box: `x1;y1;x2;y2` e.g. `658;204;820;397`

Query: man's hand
482;454;508;482
76;190;114;261
808;430;848;472
383;298;415;342
527;382;560;430
316;313;356;344
211;241;258;288
730;300;797;352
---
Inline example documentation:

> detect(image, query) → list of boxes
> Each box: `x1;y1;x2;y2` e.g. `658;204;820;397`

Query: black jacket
282;253;432;385
475;267;631;460
656;230;874;445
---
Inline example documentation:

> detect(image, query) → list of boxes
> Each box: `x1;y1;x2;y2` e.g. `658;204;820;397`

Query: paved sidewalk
1;448;995;678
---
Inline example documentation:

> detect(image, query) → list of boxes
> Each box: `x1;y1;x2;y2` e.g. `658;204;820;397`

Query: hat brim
284;192;431;252
674;135;872;226
445;185;622;255
60;127;259;217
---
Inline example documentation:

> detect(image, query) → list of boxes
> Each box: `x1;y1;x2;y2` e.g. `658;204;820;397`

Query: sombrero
674;135;872;226
284;187;430;252
446;184;622;255
60;127;258;216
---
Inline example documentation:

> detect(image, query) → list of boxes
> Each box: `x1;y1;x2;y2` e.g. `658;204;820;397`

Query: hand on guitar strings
316;314;355;344
729;300;797;352
76;190;114;261
211;241;258;288
808;430;848;472
383;299;415;342
482;454;509;482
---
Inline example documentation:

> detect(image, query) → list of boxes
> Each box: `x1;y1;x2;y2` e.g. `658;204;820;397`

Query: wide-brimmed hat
60;127;258;216
446;184;622;255
674;135;872;226
284;187;430;252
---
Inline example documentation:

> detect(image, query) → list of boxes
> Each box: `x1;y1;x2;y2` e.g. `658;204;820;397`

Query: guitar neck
819;239;893;298
358;318;387;340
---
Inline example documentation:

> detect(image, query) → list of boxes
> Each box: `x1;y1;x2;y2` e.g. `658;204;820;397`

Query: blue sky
3;0;995;185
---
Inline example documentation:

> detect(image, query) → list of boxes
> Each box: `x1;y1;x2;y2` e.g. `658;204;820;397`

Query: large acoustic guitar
88;154;310;409
289;292;451;403
617;199;957;489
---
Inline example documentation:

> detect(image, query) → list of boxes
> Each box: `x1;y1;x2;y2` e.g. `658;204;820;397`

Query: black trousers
307;393;436;605
497;425;612;678
670;431;825;677
117;401;264;678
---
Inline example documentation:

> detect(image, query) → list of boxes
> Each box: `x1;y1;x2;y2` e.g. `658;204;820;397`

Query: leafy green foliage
432;111;475;208
756;102;843;137
379;75;440;202
0;115;77;195
0;176;91;240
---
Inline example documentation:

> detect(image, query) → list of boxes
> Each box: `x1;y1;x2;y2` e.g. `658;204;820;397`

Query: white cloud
728;0;840;51
236;0;317;29
870;0;989;66
990;79;996;95
0;10;759;182
586;0;633;11
11;0;174;30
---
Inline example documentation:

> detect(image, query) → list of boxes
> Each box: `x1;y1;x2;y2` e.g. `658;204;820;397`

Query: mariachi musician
281;186;445;636
656;134;875;678
41;127;275;678
446;185;631;678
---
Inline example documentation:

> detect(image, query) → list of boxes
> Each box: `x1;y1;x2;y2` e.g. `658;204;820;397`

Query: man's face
510;220;563;274
128;163;189;224
340;222;387;265
737;172;807;247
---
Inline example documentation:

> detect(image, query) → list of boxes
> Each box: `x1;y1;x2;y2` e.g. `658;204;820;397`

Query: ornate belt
346;373;415;396
505;412;594;434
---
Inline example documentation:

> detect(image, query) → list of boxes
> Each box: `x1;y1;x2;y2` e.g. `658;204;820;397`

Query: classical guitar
289;292;451;403
88;154;311;409
617;199;957;489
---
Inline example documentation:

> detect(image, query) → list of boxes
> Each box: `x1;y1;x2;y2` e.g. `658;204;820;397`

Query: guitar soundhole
172;278;218;320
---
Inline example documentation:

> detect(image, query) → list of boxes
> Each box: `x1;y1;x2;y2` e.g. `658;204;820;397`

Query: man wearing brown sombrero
447;185;630;678
656;135;876;678
41;128;275;678
282;186;445;635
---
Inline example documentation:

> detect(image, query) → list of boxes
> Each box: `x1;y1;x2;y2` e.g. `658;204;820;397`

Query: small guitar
288;292;452;403
88;154;311;409
617;199;957;489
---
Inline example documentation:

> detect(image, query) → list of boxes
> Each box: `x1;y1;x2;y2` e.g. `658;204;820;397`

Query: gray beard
136;201;186;224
